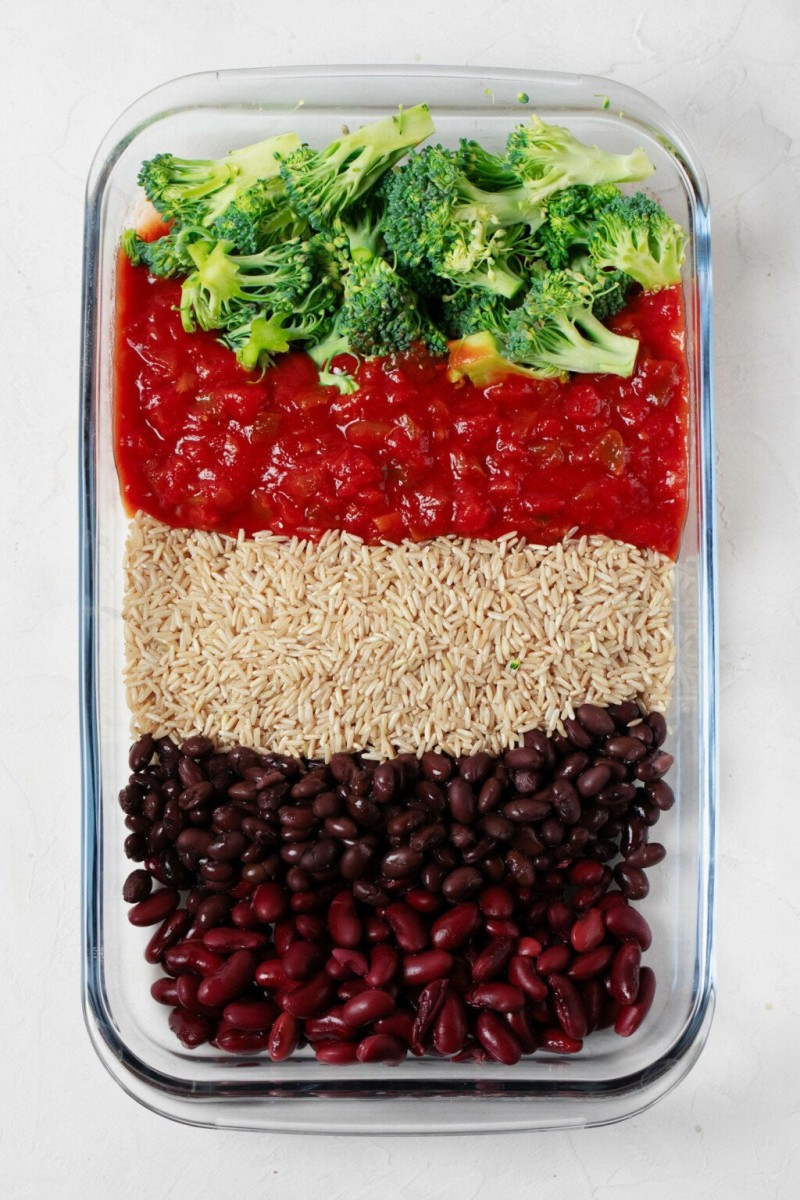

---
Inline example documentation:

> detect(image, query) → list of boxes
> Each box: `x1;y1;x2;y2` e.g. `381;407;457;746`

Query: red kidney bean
324;954;351;981
570;907;605;953
176;971;221;1018
328;890;363;948
508;955;548;1002
402;950;454;986
570;863;608;892
164;940;223;978
364;915;391;942
197;949;256;1009
342;989;397;1027
335;978;369;1003
432;990;468;1056
128;887;180;927
478;885;514;919
169;1007;212;1049
567;944;614;981
516;936;543;958
645;780;675;810
364;944;399;988
411;979;448;1052
613;862;649;900
281;972;335;1019
404;888;442;915
144;909;193;964
356;1034;407;1064
430;901;481;950
315;1040;359;1064
273;918;297;956
202;927;269;954
215;1026;271;1054
476;1011;522;1064
614;966;656;1036
385;902;428;953
505;1014;536;1060
373;1010;415;1048
222;999;278;1030
254;957;291;991
294;911;326;942
471;938;515;983
484;918;520;940
467;983;525;1012
280;938;324;981
267;1012;300;1061
536;945;571;976
251;882;288;924
609;941;642;1006
604;903;652;950
549;974;588;1040
538;1026;583;1054
151;977;180;1006
304;1007;355;1043
329;947;368;977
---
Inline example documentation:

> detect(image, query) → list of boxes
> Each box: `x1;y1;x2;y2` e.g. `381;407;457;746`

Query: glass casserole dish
80;64;716;1132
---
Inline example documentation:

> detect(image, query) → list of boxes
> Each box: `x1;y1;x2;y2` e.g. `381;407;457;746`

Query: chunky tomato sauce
115;256;688;557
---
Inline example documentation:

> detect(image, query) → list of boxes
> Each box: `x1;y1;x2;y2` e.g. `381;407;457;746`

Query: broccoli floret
137;131;301;226
588;192;687;291
179;237;326;332
567;252;634;320
441;288;516;340
534;183;621;269
455;138;524;192
278;104;435;231
342;256;447;357
505;116;654;205
222;299;335;372
382;146;544;298
212;176;310;253
121;225;210;278
503;269;639;378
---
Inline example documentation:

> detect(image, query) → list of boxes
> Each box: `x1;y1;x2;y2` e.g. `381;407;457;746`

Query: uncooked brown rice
123;513;675;759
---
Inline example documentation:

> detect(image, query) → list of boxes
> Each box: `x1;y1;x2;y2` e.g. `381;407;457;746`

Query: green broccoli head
121;225;210;278
505;116;655;205
222;300;335;373
382;146;537;298
535;183;622;268
588;192;687;291
441;287;516;340
212;176;310;254
278;104;435;232
455;138;524;192
504;268;639;378
342;256;447;358
179;236;328;333
137;131;301;226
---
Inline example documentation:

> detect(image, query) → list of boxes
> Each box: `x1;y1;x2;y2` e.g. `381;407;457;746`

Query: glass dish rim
79;62;717;1133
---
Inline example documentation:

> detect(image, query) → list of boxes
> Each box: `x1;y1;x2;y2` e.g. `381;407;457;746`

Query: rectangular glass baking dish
80;64;716;1133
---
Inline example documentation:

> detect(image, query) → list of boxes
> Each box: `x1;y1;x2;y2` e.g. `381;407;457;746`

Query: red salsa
114;255;689;558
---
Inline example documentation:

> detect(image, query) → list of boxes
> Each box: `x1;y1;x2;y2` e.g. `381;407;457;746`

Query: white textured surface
2;0;799;1195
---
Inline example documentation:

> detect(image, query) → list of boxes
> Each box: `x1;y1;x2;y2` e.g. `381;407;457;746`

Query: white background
2;0;799;1195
